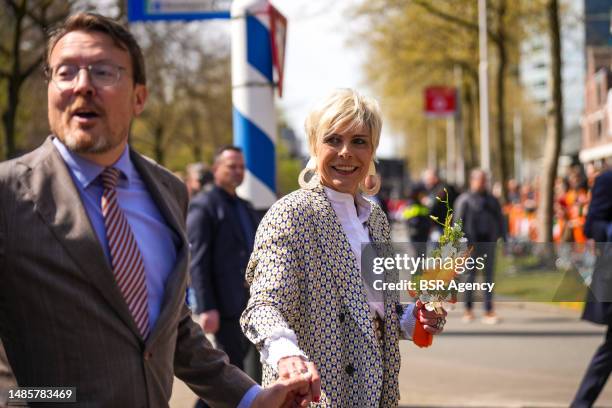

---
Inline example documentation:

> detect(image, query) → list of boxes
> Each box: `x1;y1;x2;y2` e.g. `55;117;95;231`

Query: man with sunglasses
0;12;312;408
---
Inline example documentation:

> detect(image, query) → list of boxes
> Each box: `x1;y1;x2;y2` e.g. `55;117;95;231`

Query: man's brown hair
46;12;146;86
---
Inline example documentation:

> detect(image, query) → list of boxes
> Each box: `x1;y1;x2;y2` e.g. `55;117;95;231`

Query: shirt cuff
260;328;308;371
238;384;262;408
400;303;416;340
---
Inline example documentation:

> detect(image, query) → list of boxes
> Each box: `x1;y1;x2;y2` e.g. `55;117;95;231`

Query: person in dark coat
187;146;262;407
572;169;612;407
454;169;505;324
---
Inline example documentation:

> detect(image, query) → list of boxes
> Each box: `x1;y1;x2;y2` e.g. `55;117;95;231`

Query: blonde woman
241;89;446;407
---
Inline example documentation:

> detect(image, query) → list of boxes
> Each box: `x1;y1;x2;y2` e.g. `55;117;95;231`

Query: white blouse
324;187;385;319
259;187;416;371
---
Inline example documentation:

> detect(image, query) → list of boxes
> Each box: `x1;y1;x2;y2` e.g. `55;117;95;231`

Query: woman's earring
298;158;320;190
360;160;381;196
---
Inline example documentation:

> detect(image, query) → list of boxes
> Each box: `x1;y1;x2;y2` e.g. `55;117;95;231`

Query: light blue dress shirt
53;138;261;407
53;138;179;330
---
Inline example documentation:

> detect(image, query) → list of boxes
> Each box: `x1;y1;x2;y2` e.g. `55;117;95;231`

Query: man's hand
198;310;220;334
251;372;314;408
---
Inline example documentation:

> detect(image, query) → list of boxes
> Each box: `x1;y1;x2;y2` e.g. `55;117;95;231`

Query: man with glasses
0;12;312;408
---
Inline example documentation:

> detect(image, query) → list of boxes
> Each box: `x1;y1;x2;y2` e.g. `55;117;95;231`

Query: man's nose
73;68;95;95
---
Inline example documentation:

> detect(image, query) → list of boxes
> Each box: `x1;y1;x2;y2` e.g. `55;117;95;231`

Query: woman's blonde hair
304;88;382;159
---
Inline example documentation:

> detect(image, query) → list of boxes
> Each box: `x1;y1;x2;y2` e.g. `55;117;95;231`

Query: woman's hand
278;356;321;404
413;300;447;335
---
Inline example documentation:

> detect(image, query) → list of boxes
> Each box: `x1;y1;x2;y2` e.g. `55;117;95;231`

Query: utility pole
478;0;491;172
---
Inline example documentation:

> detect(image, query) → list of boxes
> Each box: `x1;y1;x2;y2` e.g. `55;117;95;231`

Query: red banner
424;86;457;117
269;4;287;98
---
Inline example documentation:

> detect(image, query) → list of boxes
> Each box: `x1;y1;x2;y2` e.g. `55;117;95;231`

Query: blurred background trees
0;0;587;239
0;0;235;167
351;0;552;189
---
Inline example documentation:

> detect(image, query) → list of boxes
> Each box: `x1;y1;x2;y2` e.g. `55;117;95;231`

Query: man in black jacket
454;169;505;324
187;146;260;392
572;169;612;407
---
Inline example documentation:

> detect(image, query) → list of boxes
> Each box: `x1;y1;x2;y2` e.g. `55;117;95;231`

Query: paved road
398;302;612;407
169;302;611;407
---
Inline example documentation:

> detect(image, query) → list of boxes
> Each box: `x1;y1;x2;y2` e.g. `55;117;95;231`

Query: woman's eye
324;136;340;144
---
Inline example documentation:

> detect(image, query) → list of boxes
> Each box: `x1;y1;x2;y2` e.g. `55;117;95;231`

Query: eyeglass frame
44;62;127;90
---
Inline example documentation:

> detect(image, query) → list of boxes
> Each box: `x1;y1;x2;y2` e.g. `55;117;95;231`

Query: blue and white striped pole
231;0;277;209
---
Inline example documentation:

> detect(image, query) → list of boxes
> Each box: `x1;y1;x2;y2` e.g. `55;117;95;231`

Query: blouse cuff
260;327;308;371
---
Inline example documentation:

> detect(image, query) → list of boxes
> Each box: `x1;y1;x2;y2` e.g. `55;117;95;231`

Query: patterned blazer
241;185;403;407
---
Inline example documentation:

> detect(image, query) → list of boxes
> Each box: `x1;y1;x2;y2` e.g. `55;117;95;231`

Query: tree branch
412;0;501;44
20;55;44;81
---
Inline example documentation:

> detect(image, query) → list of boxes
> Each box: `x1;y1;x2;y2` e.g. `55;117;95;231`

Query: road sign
128;0;232;22
269;3;287;97
424;86;457;117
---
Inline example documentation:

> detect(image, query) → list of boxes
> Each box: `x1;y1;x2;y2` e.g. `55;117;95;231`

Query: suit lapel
130;152;189;345
309;187;380;349
17;138;140;337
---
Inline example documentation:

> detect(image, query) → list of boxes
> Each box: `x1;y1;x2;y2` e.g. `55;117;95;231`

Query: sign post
424;86;457;178
128;0;232;21
128;0;285;209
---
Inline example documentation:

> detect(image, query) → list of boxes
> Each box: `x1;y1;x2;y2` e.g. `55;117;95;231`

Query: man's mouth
332;165;358;175
72;108;100;120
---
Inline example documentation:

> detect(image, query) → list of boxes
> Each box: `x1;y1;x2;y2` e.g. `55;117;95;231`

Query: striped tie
100;167;150;339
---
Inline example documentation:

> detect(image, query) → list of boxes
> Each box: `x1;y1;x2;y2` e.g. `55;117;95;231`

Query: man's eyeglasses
45;63;126;90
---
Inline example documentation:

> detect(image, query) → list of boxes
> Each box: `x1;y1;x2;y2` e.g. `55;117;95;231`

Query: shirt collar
52;136;134;189
323;186;372;224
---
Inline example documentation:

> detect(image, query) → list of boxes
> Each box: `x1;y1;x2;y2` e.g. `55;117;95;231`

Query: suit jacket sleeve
167;179;255;407
174;304;256;407
187;197;218;314
585;172;612;242
240;198;305;349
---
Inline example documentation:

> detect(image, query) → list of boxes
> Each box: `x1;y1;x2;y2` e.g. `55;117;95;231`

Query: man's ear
133;84;148;116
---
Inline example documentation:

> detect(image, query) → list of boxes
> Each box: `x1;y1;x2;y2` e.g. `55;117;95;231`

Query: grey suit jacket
0;137;255;407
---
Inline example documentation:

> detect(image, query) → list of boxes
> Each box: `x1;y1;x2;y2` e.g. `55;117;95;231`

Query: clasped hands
198;310;320;408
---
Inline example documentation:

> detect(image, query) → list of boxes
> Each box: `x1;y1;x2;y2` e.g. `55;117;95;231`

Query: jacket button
395;304;404;316
143;351;153;360
345;364;355;376
339;313;345;323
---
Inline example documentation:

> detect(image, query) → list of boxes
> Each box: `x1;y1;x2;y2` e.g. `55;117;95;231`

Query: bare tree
0;0;72;159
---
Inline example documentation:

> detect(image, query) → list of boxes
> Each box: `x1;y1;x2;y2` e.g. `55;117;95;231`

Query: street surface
398;302;611;407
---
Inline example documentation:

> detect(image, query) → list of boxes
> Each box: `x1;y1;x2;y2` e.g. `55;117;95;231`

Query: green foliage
276;139;301;197
429;188;465;256
351;0;549;180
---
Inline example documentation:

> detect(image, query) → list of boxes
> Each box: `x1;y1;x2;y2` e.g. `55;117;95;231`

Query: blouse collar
323;186;372;224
